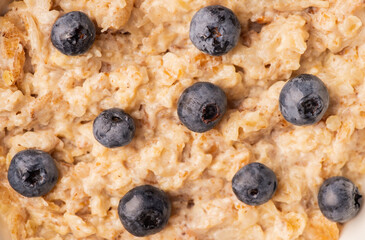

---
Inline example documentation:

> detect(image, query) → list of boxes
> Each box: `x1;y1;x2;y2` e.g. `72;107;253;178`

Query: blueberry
7;149;59;197
93;108;135;148
189;5;241;56
177;82;227;133
279;74;329;126
318;176;362;223
51;11;96;56
232;162;277;206
118;185;171;237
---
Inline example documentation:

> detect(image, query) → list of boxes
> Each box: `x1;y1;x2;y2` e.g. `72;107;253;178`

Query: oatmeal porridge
1;0;365;239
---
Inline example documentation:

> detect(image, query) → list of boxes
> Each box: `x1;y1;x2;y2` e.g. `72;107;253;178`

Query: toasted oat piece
0;17;25;87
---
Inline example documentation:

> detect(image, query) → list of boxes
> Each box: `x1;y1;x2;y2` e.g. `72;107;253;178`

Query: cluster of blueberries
6;5;363;237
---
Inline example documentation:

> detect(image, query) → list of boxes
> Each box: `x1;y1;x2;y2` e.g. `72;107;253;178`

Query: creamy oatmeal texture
1;0;365;239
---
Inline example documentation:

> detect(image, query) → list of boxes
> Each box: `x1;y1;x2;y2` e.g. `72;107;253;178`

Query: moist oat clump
1;0;365;239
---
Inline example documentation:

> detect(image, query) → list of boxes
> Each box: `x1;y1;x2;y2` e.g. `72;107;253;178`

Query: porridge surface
1;0;365;239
